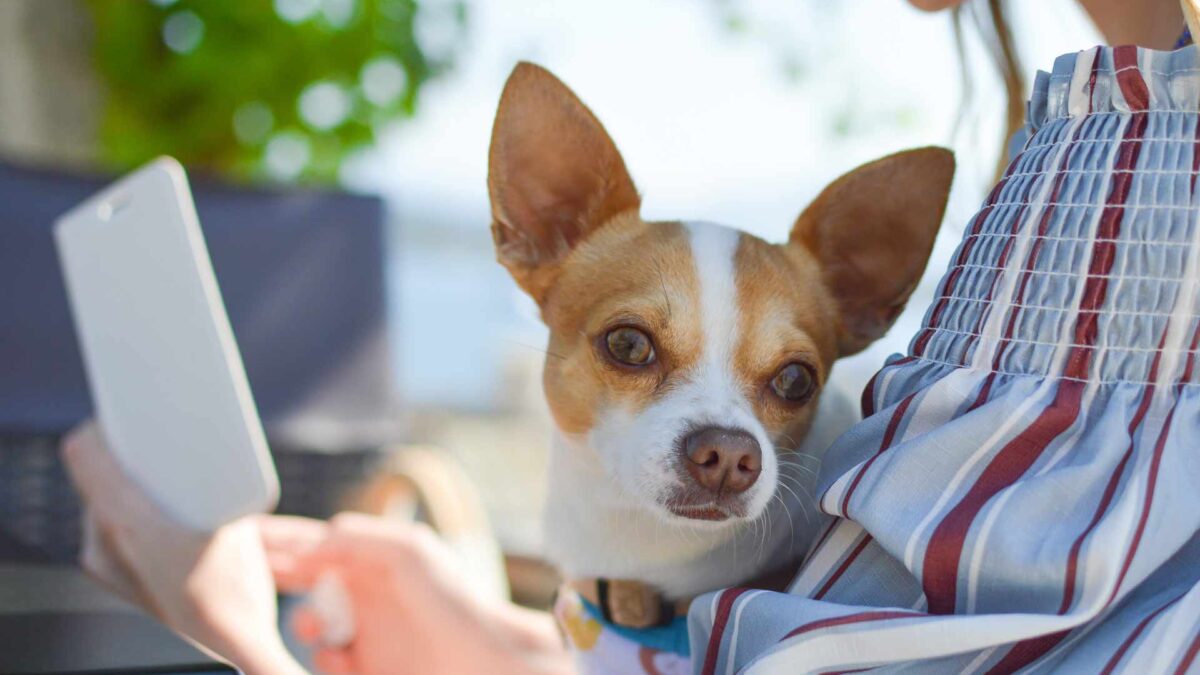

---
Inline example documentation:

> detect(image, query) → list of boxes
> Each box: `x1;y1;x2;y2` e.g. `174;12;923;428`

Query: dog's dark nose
680;426;761;495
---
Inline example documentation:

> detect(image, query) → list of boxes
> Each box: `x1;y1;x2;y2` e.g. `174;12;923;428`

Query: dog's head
488;63;952;528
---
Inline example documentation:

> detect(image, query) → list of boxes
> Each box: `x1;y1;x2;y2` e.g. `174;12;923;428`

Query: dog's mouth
666;503;736;521
663;496;748;522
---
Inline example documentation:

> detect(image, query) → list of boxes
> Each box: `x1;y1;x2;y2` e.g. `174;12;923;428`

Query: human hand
262;513;573;675
61;422;307;675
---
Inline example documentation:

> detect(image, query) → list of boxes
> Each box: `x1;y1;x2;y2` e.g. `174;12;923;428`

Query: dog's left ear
791;147;954;356
488;62;641;303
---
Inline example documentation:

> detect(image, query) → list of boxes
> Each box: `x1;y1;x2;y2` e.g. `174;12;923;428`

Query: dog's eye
605;327;655;366
770;363;815;402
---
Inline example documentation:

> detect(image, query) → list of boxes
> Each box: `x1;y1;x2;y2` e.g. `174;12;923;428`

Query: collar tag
598;578;668;629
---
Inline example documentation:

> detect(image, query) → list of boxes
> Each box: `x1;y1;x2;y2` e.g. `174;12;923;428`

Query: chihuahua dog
487;63;952;666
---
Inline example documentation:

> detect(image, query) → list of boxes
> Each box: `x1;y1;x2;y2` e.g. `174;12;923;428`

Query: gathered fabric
689;45;1200;674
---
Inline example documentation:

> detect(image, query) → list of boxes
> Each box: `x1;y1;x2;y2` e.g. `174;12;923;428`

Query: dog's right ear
790;147;954;357
488;62;641;303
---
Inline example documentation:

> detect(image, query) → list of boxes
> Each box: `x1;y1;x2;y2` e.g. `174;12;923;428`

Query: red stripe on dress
984;113;1091;384
700;587;751;675
1191;115;1200;194
912;266;968;358
813;533;873;601
914;173;1014;357
860;356;914;418
860;368;882;418
1058;329;1170;615
1173;627;1200;675
967;110;1090;414
966;372;998;412
1109;319;1200;604
960;180;1040;402
985;71;1156;661
781;610;922;642
1057;88;1196;613
805;518;843;565
920;107;1149;616
1106;81;1200;598
912;169;1017;357
1088;46;1102;113
1113;46;1150;112
966;221;1019;360
966;182;1068;414
983;630;1071;675
1107;101;1200;602
1094;100;1200;670
921;379;1086;615
838;392;916;518
1099;590;1187;674
983;339;1161;670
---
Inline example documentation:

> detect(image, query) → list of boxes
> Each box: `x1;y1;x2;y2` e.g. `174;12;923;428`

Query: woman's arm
62;423;308;675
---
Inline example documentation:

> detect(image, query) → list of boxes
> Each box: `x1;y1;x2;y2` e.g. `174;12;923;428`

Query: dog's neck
541;385;857;600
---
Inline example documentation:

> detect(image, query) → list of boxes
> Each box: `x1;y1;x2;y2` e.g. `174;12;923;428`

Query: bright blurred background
0;0;1102;563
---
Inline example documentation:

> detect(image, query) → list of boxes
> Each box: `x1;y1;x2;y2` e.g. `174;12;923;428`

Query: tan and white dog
487;62;953;658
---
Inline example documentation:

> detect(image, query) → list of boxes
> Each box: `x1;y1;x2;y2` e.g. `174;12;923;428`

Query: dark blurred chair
0;160;405;560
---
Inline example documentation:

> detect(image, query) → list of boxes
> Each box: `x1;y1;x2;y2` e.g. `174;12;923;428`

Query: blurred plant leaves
86;0;467;183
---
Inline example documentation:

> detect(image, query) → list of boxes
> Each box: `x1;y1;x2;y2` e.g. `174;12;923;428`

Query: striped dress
688;45;1200;674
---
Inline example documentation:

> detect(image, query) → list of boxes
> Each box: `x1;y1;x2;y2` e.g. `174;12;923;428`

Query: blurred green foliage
87;0;466;183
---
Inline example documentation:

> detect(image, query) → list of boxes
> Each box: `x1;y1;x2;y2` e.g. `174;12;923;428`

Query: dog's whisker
775;431;801;448
778;472;817;503
752;501;764;560
775;491;798;559
501;338;567;360
777;451;824;465
764;507;773;559
782;461;820;478
775;477;812;525
760;499;772;561
653;257;673;321
777;458;821;478
777;473;817;510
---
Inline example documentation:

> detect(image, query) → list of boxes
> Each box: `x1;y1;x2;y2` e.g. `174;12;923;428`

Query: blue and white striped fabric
688;45;1200;674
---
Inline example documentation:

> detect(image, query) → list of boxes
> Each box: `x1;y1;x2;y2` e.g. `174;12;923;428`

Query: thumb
267;537;356;594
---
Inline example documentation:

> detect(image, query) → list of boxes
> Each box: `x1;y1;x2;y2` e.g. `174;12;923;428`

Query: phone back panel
54;158;278;531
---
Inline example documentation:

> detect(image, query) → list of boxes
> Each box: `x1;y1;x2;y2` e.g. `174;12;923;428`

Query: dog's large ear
488;62;640;303
791;147;954;356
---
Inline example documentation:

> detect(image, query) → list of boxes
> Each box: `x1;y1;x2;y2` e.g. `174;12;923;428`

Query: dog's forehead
546;216;835;363
732;228;838;367
543;216;696;327
686;221;836;377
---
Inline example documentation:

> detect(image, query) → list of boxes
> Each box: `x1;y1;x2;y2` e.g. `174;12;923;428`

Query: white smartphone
54;157;279;532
